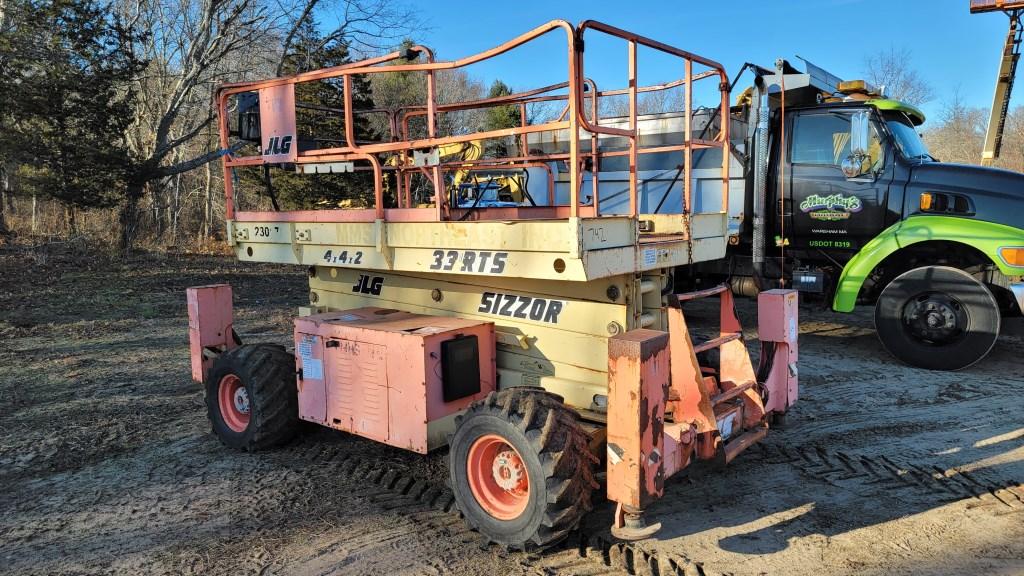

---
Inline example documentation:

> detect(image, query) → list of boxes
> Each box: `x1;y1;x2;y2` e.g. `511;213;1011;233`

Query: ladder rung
675;284;728;302
693;333;741;354
711;381;756;406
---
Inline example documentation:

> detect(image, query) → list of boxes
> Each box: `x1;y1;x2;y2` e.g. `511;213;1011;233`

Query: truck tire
874;266;1000;371
205;343;299;451
449;388;598;550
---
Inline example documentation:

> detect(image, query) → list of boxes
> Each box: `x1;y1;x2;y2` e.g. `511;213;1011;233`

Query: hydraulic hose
751;82;770;289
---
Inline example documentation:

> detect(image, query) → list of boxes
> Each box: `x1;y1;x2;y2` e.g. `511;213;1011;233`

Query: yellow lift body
188;20;799;547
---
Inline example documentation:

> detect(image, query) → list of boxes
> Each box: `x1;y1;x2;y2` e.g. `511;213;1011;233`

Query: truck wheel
875;266;1000;371
205;343;299;451
449;388;598;550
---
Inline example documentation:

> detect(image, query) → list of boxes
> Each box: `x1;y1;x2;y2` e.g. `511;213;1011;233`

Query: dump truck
520;56;1024;371
188;20;800;548
686;59;1024;371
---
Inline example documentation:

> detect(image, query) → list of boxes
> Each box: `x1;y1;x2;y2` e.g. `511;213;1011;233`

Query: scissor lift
189;19;799;547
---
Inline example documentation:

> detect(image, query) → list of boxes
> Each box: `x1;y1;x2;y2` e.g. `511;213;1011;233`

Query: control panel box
293;308;495;453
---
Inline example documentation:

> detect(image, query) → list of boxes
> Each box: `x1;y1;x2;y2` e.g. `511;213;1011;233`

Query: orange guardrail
215;19;731;225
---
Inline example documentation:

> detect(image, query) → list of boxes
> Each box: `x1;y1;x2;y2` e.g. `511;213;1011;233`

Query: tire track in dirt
232;434;727;576
523;531;718;576
218;422;1024;575
752;442;1024;513
219;440;477;576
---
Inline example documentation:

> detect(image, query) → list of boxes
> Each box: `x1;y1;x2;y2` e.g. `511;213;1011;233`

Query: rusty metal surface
971;0;1024;13
606;329;669;509
717;289;765;429
664;286;776;469
666;299;717;439
605;286;793;518
723;422;768;464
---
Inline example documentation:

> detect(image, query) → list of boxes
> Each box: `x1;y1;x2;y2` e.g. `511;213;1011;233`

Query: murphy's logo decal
800;193;863;221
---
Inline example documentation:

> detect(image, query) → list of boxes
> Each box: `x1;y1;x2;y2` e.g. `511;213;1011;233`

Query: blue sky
407;0;1012;124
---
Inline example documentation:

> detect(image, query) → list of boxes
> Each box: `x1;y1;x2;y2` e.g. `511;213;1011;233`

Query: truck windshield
885;112;933;161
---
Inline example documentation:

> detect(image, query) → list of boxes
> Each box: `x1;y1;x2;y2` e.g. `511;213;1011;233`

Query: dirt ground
1;244;1022;576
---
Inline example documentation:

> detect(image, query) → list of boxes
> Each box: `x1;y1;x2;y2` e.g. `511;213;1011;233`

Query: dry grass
2;196;234;256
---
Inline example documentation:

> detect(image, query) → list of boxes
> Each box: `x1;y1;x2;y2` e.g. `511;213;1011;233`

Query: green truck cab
704;59;1024;370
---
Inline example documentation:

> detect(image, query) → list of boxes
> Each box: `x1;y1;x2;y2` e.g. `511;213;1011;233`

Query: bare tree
369;61;487;140
599;86;687;119
990;105;1024;171
435;69;486;136
118;0;414;251
275;0;412;76
118;0;271;250
923;90;987;164
862;46;934;107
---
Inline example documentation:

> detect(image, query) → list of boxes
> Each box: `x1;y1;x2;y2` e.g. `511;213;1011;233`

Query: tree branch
274;0;319;76
157;141;244;178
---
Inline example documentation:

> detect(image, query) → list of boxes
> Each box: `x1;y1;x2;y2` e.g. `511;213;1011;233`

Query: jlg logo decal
264;135;293;156
478;292;564;324
352;274;384;295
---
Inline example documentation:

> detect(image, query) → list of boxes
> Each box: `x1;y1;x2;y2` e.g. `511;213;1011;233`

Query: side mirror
850;111;870;156
842;111;871;178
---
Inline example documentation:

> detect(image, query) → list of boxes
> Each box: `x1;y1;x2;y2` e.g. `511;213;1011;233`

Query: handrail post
344;75;384;219
400;111;412;208
569;34;581;218
394;167;405;208
684;59;693;217
518;102;528;156
426;68;445;220
720;71;730;213
363;154;385;220
628;40;638;218
586;78;600;214
217;91;235;220
343;75;357;149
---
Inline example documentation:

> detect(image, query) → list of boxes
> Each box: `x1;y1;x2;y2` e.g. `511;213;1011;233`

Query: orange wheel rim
218;374;250;433
466;434;530;520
